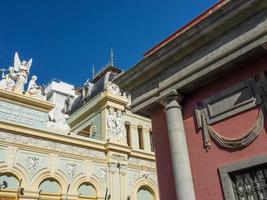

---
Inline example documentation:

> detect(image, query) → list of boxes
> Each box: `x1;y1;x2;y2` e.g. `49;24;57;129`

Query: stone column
162;91;196;200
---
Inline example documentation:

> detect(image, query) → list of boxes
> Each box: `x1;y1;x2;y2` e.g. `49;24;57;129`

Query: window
125;123;131;146
138;126;144;150
0;173;19;189
78;182;97;198
230;165;267;200
77;122;99;139
149;131;154;152
137;186;154;200
38;178;61;194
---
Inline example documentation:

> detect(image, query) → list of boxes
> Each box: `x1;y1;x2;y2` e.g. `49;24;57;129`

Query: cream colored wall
123;109;153;153
0;89;158;200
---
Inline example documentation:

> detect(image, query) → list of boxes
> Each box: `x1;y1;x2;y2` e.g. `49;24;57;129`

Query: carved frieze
0;131;105;159
0;100;48;129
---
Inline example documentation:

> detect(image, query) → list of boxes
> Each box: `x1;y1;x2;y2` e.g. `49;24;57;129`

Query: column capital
108;162;118;174
160;89;183;109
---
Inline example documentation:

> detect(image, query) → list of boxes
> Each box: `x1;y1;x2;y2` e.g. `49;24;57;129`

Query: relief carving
0;131;105;159
107;107;126;142
195;76;267;150
66;162;77;180
27;156;41;175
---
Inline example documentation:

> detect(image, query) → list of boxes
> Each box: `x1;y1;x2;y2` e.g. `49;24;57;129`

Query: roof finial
110;48;114;66
92;64;95;78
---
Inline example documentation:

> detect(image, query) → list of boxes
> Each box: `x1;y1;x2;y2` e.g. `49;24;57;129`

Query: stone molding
0;131;106;160
195;75;267;150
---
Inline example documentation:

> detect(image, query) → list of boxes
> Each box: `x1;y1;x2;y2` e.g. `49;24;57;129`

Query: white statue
13;52;32;93
26;75;42;98
0;67;17;91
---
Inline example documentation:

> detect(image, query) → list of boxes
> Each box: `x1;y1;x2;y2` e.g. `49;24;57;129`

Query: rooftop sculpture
0;52;44;99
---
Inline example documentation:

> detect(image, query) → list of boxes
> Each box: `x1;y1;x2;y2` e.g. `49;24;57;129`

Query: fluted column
162;91;196;200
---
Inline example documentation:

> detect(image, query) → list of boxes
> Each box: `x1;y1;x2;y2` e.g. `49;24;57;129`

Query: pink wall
151;55;267;200
151;106;177;200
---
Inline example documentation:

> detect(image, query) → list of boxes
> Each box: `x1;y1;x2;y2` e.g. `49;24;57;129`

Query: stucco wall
151;54;267;200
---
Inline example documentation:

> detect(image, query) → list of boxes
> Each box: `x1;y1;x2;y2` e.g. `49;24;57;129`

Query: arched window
78;182;97;198
137;186;154;200
38;178;61;194
0;173;19;189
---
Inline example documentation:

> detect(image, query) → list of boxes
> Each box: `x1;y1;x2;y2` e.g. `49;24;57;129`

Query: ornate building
115;0;267;200
0;53;158;200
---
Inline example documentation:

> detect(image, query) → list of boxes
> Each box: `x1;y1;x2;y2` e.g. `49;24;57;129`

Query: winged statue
13;52;33;93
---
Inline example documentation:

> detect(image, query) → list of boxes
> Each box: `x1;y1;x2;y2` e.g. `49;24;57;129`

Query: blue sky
0;0;218;87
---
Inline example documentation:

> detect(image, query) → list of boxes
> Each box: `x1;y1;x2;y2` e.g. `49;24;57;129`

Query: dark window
149;131;154;152
138;127;144;150
125;123;131;146
230;165;267;200
78;125;91;137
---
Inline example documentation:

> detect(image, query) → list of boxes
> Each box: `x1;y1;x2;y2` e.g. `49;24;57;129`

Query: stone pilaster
119;164;127;200
108;162;119;200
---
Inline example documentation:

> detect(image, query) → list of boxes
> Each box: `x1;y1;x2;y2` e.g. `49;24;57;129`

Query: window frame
219;154;267;200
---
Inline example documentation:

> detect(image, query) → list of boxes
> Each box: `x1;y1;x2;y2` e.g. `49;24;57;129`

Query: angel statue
13;52;32;93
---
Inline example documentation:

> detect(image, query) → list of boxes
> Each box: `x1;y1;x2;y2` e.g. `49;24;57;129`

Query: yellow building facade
0;53;158;200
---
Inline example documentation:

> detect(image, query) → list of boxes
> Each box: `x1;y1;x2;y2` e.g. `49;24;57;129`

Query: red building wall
151;106;177;200
151;55;267;200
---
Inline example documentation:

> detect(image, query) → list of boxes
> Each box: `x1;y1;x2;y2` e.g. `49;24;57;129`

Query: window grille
230;165;267;200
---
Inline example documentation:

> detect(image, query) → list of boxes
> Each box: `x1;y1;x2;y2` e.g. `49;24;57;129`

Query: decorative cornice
0;89;54;112
67;92;128;128
115;0;267;115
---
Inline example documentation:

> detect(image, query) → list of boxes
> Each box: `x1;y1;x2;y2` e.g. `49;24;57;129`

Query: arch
77;182;97;198
131;178;159;200
137;185;154;200
0;164;28;188
32;170;68;192
70;174;104;198
38;178;61;193
0;172;19;189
